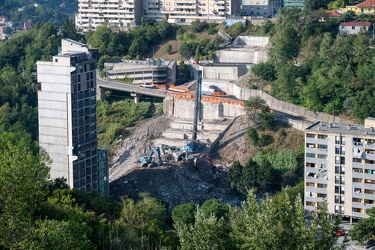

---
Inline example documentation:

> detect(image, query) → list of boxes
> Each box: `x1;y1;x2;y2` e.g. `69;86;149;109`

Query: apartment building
76;0;241;31
37;38;108;195
305;118;375;220
241;0;282;18
143;0;241;24
76;0;143;32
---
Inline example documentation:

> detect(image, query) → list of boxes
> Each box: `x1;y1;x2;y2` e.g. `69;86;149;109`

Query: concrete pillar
134;96;140;104
96;87;107;100
131;93;141;104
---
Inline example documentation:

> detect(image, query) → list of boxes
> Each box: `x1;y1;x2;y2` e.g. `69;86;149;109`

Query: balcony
305;195;325;203
305;137;328;145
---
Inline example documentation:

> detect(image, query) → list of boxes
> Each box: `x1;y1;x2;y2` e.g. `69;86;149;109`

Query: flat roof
306;121;375;136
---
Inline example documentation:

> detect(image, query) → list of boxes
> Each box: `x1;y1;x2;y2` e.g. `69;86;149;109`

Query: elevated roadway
96;77;167;99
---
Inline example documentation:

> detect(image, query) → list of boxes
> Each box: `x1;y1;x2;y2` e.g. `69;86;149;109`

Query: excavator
197;153;223;172
140;147;162;167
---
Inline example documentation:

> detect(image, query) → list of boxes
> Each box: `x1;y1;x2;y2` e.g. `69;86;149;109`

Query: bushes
190;20;209;33
97;100;153;146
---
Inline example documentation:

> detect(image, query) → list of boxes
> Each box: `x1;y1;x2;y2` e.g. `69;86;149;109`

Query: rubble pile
109;115;251;209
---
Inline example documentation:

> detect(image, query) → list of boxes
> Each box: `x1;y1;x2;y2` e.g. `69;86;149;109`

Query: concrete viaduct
97;76;353;132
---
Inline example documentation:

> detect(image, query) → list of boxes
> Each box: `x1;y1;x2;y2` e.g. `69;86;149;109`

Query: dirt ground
109;115;250;209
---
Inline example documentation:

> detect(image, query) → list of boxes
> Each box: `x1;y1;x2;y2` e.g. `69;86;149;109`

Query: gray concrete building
241;0;281;17
104;59;176;85
37;38;108;195
305;118;375;220
214;36;270;64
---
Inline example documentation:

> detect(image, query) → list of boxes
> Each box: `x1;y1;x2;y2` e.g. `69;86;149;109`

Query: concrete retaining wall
231;86;353;124
165;81;353;126
233;36;270;47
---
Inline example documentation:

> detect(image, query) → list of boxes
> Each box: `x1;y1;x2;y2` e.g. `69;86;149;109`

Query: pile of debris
109;115;251;209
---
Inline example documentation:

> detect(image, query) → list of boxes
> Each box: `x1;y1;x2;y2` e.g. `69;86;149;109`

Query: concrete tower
37;38;108;195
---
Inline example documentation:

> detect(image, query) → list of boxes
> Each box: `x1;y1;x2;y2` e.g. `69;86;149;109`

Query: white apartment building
143;0;241;24
305;118;375;220
37;39;108;195
76;0;241;31
241;0;282;17
76;0;143;32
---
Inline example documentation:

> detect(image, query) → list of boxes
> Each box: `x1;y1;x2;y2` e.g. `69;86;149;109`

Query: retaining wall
165;82;353;127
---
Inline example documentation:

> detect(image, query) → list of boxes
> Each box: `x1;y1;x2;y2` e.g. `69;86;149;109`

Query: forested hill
251;7;375;123
0;0;76;29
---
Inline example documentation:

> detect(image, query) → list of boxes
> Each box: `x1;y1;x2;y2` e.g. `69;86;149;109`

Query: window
306;153;316;158
335;176;345;184
352;26;355;29
55;59;58;62
335;205;344;213
335;186;345;195
335;166;345;174
317;154;327;159
307;133;315;138
353;158;361;163
335;146;345;155
318;144;327;150
335;156;345;164
335;195;345;204
318;134;328;139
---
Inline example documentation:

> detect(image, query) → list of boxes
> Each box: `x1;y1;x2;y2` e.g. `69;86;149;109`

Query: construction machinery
182;140;199;152
198;153;223;172
172;148;187;161
140;147;162;167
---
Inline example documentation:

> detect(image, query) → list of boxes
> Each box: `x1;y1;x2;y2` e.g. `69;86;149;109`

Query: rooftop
356;0;375;8
339;21;371;27
306;121;375;136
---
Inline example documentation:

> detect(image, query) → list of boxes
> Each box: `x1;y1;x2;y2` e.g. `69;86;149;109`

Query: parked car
337;229;345;237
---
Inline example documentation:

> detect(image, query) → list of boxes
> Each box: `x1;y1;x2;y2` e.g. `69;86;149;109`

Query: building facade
76;0;142;32
342;0;375;15
37;38;108;195
282;0;304;8
241;0;282;18
339;21;371;35
104;59;176;84
304;118;375;220
143;0;240;24
75;0;241;31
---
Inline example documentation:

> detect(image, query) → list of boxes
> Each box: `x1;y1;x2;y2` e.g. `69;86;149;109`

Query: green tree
201;198;229;219
245;96;274;129
87;24;112;55
251;61;277;81
350;207;375;244
172;202;197;225
230;190;340;250
116;193;172;248
24;219;94;250
0;138;50;248
176;209;232;250
61;17;84;42
165;43;172;55
246;127;259;145
191;19;209;33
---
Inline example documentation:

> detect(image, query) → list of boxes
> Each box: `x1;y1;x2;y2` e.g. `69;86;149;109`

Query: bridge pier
131;93;141;104
96;87;107;100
